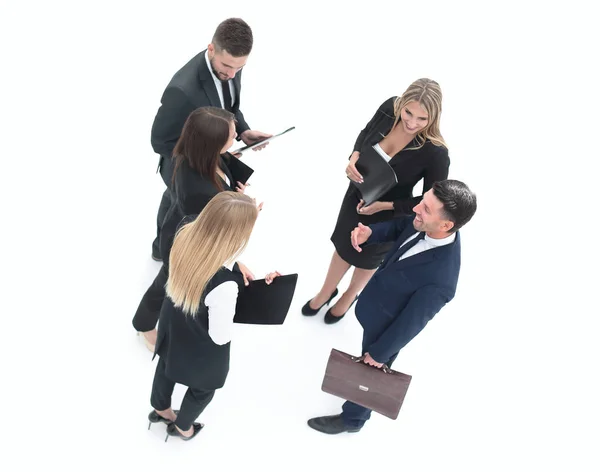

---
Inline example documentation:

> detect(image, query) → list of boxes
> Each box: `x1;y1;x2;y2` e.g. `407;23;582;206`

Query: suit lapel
380;226;420;269
388;234;458;272
197;50;223;108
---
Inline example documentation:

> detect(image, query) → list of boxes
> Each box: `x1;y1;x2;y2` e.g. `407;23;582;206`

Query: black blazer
158;156;235;263
352;97;450;217
151;49;251;171
154;265;245;390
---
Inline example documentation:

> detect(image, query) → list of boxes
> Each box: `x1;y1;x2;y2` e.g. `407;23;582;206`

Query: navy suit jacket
356;216;461;362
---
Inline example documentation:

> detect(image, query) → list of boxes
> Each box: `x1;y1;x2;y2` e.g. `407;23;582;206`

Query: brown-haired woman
302;79;450;324
133;107;256;349
147;192;280;441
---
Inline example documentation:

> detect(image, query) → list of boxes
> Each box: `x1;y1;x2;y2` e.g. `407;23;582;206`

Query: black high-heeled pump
147;410;179;430
301;288;339;316
164;422;204;442
323;296;358;324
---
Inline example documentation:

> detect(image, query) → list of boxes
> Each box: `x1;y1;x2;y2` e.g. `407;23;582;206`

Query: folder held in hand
234;273;298;325
350;145;398;206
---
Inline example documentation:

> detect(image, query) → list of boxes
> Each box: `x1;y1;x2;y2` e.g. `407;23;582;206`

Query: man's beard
209;58;228;81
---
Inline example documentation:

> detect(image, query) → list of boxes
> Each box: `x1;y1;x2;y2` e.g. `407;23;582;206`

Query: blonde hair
165;191;258;316
391;78;447;150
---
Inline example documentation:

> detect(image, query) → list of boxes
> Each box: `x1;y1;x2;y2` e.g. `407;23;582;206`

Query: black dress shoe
164;422;204;442
301;288;339;316
307;414;361;434
323;296;358;324
151;252;163;262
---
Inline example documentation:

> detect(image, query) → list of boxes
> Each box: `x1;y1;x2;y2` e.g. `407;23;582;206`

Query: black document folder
223;152;254;184
350;145;398;206
234;273;298;325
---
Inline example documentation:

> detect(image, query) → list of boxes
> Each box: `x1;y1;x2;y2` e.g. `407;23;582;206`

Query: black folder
233;273;298;325
350;145;398;206
223;152;254;184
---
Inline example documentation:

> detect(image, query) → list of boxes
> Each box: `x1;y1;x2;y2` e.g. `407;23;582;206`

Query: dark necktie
384;231;426;269
221;80;233;112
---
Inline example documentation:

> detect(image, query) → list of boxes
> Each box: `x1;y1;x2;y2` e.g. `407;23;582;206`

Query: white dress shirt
397;231;456;261
204;51;236;109
204;262;238;345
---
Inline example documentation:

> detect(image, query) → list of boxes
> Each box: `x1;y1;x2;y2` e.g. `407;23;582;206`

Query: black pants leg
150;357;176;411
175;387;216;431
132;263;169;332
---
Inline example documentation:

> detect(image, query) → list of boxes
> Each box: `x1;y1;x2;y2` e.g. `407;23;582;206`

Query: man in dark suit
150;18;271;261
308;179;477;434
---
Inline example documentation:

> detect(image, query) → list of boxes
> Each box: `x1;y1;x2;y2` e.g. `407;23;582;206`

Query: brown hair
172;107;235;191
391;78;447;151
212;18;253;57
166;192;259;315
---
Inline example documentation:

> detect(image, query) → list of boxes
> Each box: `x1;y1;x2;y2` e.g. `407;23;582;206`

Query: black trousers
152;156;174;258
132;263;169;332
151;357;215;431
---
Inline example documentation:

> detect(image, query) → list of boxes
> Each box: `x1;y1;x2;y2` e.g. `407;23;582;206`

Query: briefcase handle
351;355;393;374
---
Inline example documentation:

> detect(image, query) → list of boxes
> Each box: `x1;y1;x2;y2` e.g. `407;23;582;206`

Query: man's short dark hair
212;18;253;57
432;180;477;233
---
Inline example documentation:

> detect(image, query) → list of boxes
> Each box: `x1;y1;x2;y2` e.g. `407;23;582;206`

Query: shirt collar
205;50;220;83
224;260;236;271
424;232;456;247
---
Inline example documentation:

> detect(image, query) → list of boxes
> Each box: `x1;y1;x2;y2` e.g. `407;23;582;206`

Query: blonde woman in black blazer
302;79;450;324
147;192;280;441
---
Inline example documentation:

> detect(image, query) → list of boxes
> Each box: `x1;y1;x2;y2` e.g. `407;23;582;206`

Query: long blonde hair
391;78;447;150
165;192;258;316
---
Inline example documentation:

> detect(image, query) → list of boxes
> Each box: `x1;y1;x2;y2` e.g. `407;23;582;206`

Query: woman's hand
251;197;264;212
356;199;391;215
236;261;255;286
346;151;363;183
236;181;249;193
265;271;282;285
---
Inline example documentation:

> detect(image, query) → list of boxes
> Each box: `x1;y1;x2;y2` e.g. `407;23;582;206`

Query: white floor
2;2;598;471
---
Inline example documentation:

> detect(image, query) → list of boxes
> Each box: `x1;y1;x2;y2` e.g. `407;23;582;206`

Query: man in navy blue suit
308;179;477;434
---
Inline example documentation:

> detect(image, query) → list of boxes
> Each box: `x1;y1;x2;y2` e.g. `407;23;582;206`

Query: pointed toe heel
301;288;339;316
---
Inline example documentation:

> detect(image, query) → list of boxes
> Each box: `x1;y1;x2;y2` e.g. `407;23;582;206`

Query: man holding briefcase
308;179;477;434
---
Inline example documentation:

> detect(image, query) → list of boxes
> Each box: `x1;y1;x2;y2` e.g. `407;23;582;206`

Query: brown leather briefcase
321;348;412;420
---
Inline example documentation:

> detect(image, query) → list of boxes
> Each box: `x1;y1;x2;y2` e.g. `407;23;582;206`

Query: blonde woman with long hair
147;192;280;442
302;78;450;324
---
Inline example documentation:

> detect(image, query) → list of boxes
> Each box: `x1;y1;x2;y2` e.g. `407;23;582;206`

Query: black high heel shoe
323;296;358;324
164;422;204;442
147;410;179;430
301;288;339;316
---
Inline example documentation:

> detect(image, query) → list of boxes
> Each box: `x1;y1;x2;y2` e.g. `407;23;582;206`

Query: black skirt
330;183;396;270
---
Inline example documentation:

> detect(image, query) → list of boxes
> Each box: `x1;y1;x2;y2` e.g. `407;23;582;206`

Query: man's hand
350;223;372;252
236;261;255;286
363;352;384;368
240;130;273;151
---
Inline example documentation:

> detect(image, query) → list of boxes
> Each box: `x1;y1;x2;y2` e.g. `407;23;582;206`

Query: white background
1;1;598;470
